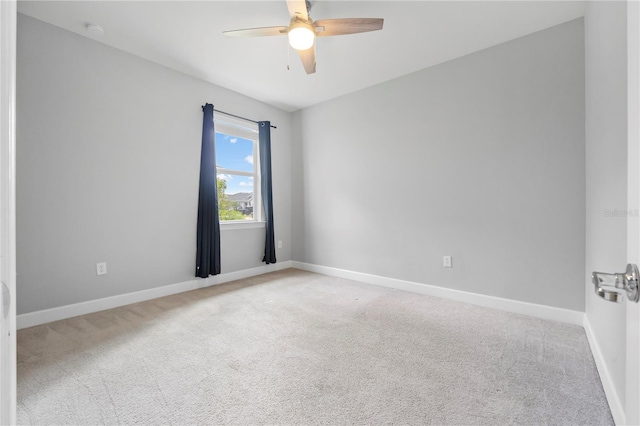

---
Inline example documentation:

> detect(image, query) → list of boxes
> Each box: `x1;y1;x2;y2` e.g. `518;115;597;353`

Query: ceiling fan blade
223;26;288;38
298;46;316;75
314;18;384;37
286;0;309;21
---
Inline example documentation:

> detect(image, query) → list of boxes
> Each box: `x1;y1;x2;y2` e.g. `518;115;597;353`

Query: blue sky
215;132;254;195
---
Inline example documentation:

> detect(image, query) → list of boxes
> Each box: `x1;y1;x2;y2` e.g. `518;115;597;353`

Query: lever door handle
592;264;640;303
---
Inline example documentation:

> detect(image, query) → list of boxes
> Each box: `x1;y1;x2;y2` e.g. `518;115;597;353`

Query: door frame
0;0;17;424
627;1;640;424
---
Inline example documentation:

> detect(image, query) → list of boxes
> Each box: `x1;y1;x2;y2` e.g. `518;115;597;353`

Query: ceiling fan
223;0;384;75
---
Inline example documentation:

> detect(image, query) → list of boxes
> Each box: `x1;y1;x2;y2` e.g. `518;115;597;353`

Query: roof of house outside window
227;192;253;203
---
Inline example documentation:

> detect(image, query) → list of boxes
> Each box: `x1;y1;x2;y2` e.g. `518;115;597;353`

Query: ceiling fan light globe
288;27;315;50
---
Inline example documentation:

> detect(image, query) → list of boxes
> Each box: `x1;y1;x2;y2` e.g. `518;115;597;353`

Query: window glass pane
217;174;254;221
215;132;254;173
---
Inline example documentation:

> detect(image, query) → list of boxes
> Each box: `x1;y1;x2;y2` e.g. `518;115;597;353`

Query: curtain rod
213;108;277;129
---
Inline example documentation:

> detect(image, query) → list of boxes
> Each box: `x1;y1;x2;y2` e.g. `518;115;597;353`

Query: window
214;115;260;223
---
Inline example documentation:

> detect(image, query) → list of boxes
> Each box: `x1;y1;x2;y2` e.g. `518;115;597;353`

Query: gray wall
17;14;587;316
16;15;292;314
292;19;585;311
584;1;628;411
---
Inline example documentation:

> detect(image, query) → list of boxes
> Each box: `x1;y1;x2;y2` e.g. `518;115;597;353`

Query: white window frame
214;114;262;228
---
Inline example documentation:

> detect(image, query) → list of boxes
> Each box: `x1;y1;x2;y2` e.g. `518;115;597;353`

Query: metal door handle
592;263;640;303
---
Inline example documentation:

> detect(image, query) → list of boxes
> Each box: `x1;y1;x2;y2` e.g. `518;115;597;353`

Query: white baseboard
583;315;625;425
291;261;584;326
19;259;584;329
17;261;293;330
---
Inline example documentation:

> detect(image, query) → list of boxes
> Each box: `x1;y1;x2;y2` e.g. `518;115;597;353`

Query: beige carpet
17;268;612;425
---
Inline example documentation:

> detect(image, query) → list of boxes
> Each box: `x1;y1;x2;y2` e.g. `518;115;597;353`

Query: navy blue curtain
195;104;221;277
259;122;276;264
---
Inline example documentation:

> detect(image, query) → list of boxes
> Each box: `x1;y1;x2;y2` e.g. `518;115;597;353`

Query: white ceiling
17;1;586;112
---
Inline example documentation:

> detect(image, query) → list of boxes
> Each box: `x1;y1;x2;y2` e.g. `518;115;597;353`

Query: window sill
220;221;265;231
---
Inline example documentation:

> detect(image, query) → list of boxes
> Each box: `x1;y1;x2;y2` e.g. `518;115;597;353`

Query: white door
0;0;17;424
627;2;640;424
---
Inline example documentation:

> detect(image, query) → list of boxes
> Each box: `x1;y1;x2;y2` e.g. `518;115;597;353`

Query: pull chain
287;40;291;71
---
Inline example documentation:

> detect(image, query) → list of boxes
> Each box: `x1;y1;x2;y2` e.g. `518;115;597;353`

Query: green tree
217;178;245;221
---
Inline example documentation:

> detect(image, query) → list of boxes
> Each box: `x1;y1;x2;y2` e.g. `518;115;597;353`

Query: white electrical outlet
278;240;283;249
443;256;452;268
96;262;107;276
